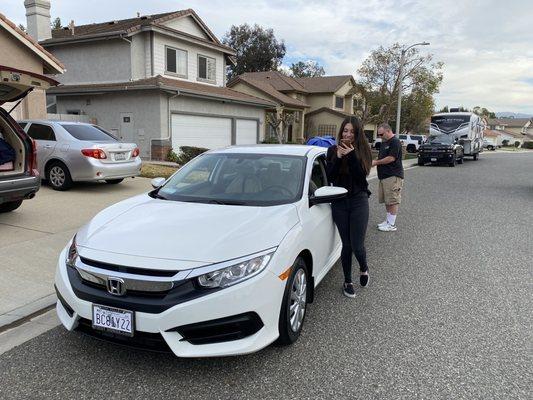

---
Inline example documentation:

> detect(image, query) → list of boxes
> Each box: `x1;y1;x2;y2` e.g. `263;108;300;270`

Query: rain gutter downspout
149;91;180;160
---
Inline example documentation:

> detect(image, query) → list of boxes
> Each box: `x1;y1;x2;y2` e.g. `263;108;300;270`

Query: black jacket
326;145;370;197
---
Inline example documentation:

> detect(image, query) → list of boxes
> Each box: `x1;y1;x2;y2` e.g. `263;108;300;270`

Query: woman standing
326;116;373;298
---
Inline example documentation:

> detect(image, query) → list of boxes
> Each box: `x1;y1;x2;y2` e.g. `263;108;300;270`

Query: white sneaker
378;223;397;232
377;220;388;228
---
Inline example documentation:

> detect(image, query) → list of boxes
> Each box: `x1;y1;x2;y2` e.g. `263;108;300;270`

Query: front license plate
92;304;134;336
114;152;126;161
431;157;437;162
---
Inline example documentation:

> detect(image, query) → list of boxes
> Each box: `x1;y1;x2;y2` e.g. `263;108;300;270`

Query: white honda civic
54;145;346;357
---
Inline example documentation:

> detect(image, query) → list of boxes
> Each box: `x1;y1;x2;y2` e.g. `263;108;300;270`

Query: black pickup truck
417;134;464;167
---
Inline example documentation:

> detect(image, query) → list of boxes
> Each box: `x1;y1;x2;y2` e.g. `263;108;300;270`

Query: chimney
24;0;52;42
68;20;75;35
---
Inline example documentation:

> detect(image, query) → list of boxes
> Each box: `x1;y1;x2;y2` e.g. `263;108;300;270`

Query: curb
0;294;57;332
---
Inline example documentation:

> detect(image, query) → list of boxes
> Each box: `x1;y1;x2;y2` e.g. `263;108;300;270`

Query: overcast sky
4;0;532;114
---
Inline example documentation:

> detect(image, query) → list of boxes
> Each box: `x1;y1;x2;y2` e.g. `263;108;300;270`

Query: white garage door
236;119;258;145
171;114;232;150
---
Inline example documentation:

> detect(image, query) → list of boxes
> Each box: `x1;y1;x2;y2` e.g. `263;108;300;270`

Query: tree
289;60;325;78
266;110;295;144
356;43;443;133
51;17;62;29
222;24;286;80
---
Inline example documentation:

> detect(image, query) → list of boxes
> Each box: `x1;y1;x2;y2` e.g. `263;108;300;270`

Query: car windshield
156;153;306;206
411;135;423;140
428;135;455;144
62;124;118;141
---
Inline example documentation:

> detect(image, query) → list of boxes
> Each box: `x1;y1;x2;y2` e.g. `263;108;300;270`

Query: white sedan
54;145;346;357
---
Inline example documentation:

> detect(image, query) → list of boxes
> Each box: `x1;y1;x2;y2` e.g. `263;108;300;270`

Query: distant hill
496;112;533;118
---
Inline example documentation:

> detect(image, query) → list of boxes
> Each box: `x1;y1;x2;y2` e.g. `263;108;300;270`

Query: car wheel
418;158;424;166
473;153;478;161
406;144;416;153
449;155;456;167
105;179;124;184
277;257;309;345
0;200;23;213
47;161;73;191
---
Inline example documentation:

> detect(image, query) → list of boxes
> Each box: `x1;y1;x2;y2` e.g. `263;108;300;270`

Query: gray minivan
0;66;57;212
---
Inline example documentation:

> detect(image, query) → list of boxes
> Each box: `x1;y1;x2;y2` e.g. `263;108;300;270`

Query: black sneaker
360;273;369;287
343;283;356;298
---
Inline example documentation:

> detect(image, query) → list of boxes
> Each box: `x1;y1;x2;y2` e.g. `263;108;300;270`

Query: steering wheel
263;185;293;196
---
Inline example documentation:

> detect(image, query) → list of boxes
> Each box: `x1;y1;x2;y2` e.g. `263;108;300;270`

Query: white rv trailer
430;112;485;159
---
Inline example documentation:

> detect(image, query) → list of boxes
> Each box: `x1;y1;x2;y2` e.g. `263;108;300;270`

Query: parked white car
398;134;423;153
54;145;347;357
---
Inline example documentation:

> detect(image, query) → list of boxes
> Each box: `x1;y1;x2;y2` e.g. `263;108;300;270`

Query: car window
309;156;328;195
62;124;117;141
399;135;407;140
18;122;27;129
27;123;56;141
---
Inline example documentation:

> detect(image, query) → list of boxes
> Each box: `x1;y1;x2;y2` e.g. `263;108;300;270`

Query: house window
335;96;344;109
198;55;216;82
318;124;337;136
166;46;187;77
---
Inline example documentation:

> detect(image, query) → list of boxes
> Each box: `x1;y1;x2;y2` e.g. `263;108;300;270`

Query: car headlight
66;235;78;267
197;253;273;289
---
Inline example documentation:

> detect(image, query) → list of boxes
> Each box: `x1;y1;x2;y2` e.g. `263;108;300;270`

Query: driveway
0;152;531;399
0;178;153;316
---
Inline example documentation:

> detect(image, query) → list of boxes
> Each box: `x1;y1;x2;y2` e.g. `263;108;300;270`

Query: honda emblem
106;277;126;296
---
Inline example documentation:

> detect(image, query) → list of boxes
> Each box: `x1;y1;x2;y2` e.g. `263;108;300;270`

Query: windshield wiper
207;199;246;206
149;191;168;200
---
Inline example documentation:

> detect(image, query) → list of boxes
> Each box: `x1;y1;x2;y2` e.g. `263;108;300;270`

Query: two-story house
227;71;374;143
486;117;533;146
25;2;274;159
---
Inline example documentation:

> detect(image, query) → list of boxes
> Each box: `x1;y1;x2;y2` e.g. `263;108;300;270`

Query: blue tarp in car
0;138;16;165
306;136;336;148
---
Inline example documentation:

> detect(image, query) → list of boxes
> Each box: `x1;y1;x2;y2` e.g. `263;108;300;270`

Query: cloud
3;0;532;113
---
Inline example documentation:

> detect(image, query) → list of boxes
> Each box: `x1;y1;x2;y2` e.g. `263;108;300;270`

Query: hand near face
337;142;354;158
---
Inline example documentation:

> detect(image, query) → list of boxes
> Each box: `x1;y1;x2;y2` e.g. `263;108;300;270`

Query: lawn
140;163;179;179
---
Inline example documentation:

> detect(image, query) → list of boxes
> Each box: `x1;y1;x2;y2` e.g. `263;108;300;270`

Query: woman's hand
337;143;354;158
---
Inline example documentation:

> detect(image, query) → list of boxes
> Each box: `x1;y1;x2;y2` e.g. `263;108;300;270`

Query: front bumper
71;158;142;182
418;152;455;164
54;247;286;357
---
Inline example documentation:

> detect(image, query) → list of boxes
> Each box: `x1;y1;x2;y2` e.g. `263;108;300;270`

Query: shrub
521;141;533;149
176;146;208;165
514;141;521;147
502;139;509;147
166;148;179;163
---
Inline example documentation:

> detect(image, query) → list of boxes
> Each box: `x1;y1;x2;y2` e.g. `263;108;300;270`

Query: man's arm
373;156;396;166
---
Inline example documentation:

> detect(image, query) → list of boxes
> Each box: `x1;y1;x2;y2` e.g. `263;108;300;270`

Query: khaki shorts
378;176;403;205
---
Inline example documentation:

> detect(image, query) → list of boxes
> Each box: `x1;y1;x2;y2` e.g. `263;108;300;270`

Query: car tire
406;144;416;153
418;158;424;166
277;257;309;345
473;153;478;161
105;179;124;184
449;155;456;167
0;200;23;213
47;161;73;191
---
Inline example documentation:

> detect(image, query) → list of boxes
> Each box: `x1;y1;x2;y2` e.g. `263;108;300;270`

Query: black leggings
331;192;369;283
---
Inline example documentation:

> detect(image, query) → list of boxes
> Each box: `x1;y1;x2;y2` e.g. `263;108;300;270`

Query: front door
301;155;338;279
119;113;134;143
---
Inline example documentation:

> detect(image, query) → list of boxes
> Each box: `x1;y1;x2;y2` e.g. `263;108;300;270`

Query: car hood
76;194;299;268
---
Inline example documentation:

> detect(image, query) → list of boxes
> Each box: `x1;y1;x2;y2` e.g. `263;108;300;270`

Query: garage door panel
236;119;258;145
172;114;232;150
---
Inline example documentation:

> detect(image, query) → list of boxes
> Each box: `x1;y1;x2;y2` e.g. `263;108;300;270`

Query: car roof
18;119;94;126
211;145;326;157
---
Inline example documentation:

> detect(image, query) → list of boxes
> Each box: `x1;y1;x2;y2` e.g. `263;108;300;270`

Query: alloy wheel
50;166;66;187
289;268;307;333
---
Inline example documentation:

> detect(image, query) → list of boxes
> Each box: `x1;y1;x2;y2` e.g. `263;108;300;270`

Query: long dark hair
337;116;372;176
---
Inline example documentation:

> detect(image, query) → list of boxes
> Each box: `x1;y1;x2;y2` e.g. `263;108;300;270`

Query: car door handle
44;145;52;148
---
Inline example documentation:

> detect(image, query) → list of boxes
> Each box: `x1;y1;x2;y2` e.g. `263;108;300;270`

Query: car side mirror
151;177;166;189
309;186;347;206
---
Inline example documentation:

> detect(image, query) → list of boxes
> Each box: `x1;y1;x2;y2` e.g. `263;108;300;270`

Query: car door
26;123;57;175
300;155;338;279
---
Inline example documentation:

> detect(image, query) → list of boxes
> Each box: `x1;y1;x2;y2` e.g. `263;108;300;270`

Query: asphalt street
0;152;531;399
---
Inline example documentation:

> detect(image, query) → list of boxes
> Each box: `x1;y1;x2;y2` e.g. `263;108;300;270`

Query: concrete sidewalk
0;177;154;329
0;159;419;329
